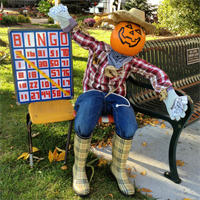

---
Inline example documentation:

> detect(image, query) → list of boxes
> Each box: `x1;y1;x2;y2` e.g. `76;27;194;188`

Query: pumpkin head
110;22;146;56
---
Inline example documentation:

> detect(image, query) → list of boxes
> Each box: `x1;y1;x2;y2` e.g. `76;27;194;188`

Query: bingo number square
8;29;74;105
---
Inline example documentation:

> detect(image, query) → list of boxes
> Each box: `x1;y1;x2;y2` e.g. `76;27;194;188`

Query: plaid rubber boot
110;133;135;196
73;133;91;197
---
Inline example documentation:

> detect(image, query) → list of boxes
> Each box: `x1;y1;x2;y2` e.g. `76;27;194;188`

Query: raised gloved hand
163;88;188;121
48;4;77;31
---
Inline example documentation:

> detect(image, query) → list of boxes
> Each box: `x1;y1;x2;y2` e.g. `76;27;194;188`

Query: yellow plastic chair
26;100;74;168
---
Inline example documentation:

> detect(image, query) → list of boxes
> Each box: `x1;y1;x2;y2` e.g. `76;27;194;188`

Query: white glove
48;4;72;29
163;89;188;121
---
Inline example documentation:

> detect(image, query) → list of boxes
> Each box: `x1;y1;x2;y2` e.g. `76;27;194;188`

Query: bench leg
164;124;183;184
64;119;74;163
27;113;33;168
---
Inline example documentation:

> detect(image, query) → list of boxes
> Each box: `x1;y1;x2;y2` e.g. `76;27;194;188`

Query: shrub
17;14;25;22
16;15;31;23
0;15;18;25
152;22;172;36
25;17;31;23
77;15;94;22
37;0;53;16
83;18;96;27
48;17;54;23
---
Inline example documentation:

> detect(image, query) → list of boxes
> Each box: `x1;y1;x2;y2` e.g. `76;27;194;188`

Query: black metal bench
126;34;200;184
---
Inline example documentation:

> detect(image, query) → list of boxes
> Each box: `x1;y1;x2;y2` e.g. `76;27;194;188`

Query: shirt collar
107;48;133;69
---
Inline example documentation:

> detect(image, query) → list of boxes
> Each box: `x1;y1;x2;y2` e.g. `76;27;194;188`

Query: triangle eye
129;30;134;35
125;24;133;29
135;29;141;35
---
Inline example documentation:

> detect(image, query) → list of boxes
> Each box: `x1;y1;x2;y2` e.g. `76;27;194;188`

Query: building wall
7;0;37;8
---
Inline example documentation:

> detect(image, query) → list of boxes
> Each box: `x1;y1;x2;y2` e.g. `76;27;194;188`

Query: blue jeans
74;90;138;139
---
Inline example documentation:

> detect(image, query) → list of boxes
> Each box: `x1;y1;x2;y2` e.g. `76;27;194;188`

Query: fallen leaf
10;104;13;107
61;165;67;170
32;147;39;152
56;151;65;161
149;122;155;126
91;143;98;148
129;175;136;178
23;153;29;160
97;156;107;167
56;147;66;152
153;120;159;125
33;156;44;162
176;160;184;166
126;168;131;176
166;132;169;134
140;171;146;176
48;150;54;162
98;141;104;149
161;123;166;129
147;193;152;197
109;194;113;198
183;198;192;200
17;152;29;160
141;188;153;193
142;142;147;146
53;149;58;160
32;132;40;137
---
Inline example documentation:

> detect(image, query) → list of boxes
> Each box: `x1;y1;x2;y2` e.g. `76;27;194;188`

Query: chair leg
64;120;74;163
164;123;184;184
27;115;33;168
26;112;30;126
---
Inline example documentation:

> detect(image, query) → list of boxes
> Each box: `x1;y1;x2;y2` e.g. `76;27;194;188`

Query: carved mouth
118;27;141;47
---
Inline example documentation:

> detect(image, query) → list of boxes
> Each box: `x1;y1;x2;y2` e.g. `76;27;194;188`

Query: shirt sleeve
130;57;173;94
70;29;99;52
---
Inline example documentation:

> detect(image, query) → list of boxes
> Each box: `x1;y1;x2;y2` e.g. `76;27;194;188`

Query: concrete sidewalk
91;120;200;200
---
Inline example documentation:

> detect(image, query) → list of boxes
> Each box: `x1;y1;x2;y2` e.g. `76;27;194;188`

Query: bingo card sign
8;28;73;105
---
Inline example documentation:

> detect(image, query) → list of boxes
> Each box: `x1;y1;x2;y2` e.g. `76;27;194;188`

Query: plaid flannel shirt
70;29;172;97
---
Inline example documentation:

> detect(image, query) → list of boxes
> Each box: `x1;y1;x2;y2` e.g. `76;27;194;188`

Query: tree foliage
61;0;100;14
157;0;200;35
123;0;157;20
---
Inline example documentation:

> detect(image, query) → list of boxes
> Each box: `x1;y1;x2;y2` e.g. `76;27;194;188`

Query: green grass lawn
0;27;156;200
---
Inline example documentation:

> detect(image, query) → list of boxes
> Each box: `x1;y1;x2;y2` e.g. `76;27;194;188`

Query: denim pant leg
106;94;138;139
74;91;104;138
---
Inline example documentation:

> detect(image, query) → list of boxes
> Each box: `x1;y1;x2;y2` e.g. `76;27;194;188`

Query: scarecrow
48;4;188;197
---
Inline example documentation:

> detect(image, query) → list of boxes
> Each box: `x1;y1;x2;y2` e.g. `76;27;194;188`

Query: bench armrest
127;74;154;90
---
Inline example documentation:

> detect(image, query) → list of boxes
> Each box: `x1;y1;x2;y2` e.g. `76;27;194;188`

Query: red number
29;81;38;89
52;90;61;97
51;69;60;77
62;79;70;86
50;59;59;67
20;93;28;100
62;69;70;77
28;71;37;79
41;90;51;98
18;72;24;79
31;91;40;100
39;60;48;68
61;59;69;67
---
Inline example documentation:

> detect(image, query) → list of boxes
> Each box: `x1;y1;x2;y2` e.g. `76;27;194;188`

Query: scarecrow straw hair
94;13;118;29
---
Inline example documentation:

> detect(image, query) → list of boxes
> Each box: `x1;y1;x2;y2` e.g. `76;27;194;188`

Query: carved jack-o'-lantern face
110;22;146;56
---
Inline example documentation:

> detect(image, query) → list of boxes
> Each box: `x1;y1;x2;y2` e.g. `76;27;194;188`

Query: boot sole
110;169;135;197
72;172;90;197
